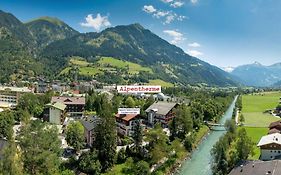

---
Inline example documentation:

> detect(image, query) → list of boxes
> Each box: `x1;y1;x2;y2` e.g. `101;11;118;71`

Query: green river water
178;96;238;175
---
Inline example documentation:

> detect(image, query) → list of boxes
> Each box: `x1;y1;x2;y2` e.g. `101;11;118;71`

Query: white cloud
187;50;203;57
153;11;169;18
190;0;198;4
165;14;176;24
171;1;184;8
188;42;201;47
161;0;173;3
177;15;187;21
143;5;186;24
163;30;185;44
80;14;111;31
143;5;157;13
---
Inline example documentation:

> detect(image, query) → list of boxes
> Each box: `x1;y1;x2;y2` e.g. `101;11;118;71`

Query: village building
228;160;281;175
145;101;178;127
51;96;85;117
115;113;142;136
257;133;281;160
80;116;100;147
45;102;67;125
268;120;281;134
0;86;32;108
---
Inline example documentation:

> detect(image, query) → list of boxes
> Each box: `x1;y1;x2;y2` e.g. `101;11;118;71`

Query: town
0;78;238;175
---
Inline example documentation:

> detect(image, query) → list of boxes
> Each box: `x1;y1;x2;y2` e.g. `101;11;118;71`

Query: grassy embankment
241;92;281;160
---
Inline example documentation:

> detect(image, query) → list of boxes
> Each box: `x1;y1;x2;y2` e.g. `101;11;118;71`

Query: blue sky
1;0;281;67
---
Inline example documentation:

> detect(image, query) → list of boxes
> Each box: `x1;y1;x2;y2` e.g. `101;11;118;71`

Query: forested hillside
0;9;239;87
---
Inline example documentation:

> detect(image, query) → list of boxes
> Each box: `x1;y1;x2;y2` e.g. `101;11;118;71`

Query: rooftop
51;96;85;105
115;114;140;122
46;102;66;111
228;160;281;175
257;133;281;146
0;86;32;93
269;120;281;128
80;116;100;131
145;101;178;115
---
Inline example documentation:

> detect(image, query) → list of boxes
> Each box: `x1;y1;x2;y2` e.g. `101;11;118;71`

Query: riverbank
175;96;237;175
165;125;210;175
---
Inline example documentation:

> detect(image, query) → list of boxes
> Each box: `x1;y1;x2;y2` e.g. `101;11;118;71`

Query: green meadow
242;92;281;127
241;92;281;160
148;79;174;88
61;56;153;76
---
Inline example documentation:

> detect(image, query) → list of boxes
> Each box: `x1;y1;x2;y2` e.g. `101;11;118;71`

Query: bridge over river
177;96;237;175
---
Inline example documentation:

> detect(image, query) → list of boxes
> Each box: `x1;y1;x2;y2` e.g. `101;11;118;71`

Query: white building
0;86;32;108
257;133;281;160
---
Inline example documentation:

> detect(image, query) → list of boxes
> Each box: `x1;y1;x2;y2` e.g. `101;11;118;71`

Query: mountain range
0;9;239;87
230;61;281;87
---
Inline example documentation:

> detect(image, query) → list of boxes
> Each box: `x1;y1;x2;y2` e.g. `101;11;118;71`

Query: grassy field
242;92;281;127
241;127;268;160
148;79;174;88
61;56;153;76
98;57;153;74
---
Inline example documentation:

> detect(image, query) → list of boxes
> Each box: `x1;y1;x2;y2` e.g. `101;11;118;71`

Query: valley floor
241;91;281;159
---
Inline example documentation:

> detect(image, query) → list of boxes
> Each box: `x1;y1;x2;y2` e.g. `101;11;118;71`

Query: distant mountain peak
253;61;262;66
26;16;65;26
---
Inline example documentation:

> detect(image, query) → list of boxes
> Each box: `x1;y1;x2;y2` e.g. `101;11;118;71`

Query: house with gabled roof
145;101;178;127
80;116;100;147
115;113;142;136
51;96;85;117
257;133;281;160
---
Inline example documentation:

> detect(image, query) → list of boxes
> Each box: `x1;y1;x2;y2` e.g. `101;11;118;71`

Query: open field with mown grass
242;92;281;127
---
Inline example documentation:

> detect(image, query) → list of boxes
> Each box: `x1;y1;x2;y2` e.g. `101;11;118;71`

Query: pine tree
132;120;143;155
94;96;117;172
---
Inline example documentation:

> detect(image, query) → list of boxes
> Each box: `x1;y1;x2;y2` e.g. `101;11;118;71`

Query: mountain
42;23;238;86
0;10;239;86
0;10;43;82
0;10;35;49
231;61;281;87
25;17;79;48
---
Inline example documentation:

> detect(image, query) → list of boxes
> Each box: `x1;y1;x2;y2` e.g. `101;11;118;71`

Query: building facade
115;114;142;136
145;101;178;127
51;96;85;117
46;102;66;125
0;86;32;108
257;133;281;160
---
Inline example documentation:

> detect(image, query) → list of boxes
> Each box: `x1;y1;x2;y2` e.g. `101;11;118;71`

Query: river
178;96;238;175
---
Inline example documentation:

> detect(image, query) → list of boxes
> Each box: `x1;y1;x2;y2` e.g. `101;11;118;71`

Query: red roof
115;114;140;122
51;96;85;105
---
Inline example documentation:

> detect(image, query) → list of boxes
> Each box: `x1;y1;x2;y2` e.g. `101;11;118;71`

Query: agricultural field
241;92;281;160
242;92;281;127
